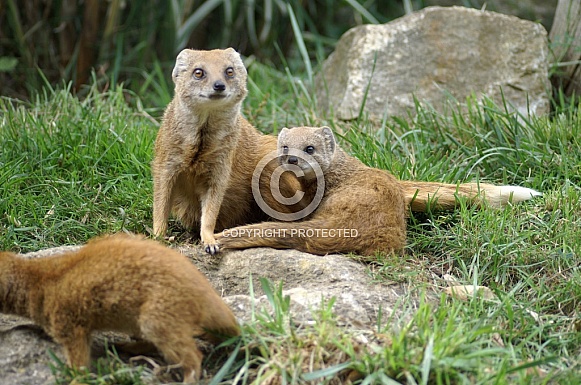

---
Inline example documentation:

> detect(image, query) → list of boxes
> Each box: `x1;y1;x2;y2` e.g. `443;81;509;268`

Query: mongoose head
171;47;248;110
278;126;336;180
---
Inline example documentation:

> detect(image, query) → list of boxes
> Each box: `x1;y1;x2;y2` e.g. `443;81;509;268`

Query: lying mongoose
0;233;240;383
152;47;304;254
215;126;541;256
153;48;540;254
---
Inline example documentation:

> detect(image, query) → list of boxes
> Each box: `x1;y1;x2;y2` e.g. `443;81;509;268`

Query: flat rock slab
183;246;410;328
0;244;411;384
315;6;551;120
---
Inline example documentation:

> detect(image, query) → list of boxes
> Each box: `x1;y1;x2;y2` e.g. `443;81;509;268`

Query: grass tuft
49;347;151;385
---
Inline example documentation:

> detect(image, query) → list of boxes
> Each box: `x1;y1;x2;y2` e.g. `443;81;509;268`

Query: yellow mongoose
0;234;240;382
152;48;304;254
153;48;541;254
215;126;540;256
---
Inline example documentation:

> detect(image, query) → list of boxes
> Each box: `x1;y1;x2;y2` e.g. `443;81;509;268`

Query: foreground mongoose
153;48;540;254
215;126;540;256
0;234;240;383
152;48;304;254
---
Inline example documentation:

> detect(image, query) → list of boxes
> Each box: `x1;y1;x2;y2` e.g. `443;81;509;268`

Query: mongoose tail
202;311;241;344
400;180;542;212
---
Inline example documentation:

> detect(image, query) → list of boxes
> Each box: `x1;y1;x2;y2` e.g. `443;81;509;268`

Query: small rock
444;285;496;300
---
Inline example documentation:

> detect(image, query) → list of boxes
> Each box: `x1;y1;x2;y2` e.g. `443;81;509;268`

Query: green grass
1;62;580;383
0;84;157;251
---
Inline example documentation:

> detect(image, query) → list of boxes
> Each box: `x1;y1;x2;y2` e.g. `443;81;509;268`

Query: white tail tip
498;186;542;203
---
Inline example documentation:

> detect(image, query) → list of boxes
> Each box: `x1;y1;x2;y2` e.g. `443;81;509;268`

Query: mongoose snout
213;80;226;91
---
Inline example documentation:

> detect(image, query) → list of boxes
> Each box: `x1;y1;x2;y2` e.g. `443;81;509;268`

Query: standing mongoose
0;233;240;383
153;48;541;255
215;126;541;256
152;48;305;254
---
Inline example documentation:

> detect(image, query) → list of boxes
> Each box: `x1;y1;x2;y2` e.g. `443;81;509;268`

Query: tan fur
153;48;540;255
152;48;304;254
215;126;407;256
0;234;240;383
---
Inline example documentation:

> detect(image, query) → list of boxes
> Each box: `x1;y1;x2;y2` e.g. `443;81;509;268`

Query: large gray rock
0;245;412;384
315;6;551;121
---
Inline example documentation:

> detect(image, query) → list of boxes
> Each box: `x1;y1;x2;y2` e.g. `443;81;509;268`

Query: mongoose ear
278;127;290;143
225;48;245;72
172;49;192;83
320;126;336;153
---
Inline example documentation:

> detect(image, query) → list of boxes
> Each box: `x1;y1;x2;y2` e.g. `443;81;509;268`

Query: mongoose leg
153;167;179;237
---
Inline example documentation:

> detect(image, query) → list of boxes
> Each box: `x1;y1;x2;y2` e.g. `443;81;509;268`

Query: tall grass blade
259;0;274;42
420;336;434;385
207;341;242;385
403;0;414;15
344;0;380;23
111;33;124;88
357;52;378;120
177;0;223;50
286;3;313;83
245;0;259;47
300;361;352;380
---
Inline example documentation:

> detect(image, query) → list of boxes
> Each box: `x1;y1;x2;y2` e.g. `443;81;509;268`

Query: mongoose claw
205;243;220;255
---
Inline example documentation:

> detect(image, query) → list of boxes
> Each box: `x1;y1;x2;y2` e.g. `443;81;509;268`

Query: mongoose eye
305;146;315;155
225;67;234;78
282;145;289;154
193;69;205;79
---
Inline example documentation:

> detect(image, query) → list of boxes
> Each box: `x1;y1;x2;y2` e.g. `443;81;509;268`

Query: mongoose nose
288;156;298;165
213;81;226;92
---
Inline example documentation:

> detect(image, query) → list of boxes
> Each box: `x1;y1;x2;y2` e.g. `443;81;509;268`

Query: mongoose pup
0;234;240;383
153;48;540;255
152;48;304;254
215;126;541;256
216;126;407;256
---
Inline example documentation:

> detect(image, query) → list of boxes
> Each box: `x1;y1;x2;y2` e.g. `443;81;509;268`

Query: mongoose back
0;234;240;382
153;48;540;255
152;48;304;254
215;126;540;256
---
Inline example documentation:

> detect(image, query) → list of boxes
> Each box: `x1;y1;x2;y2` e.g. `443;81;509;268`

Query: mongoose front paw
205;243;220;255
